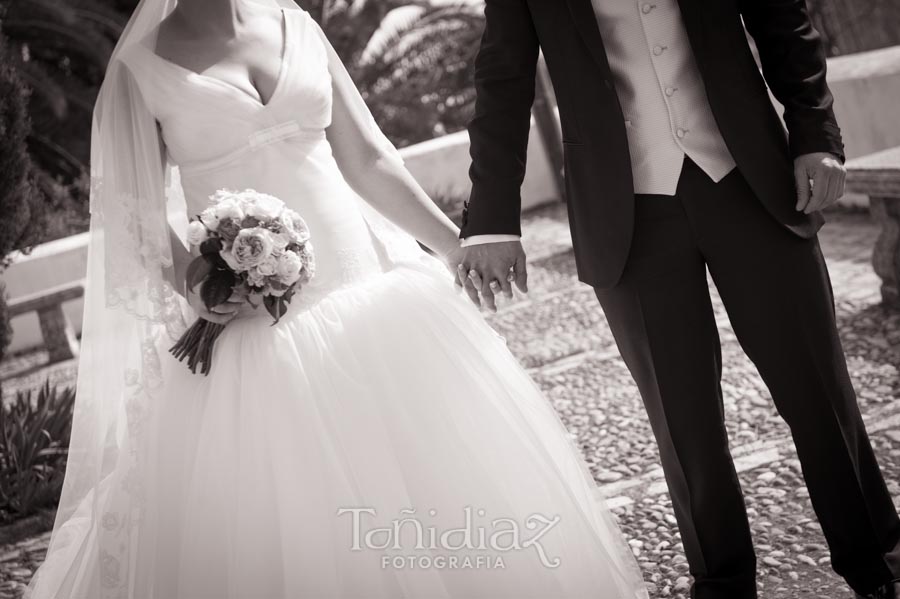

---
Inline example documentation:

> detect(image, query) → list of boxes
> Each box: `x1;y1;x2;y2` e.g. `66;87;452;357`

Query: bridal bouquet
170;189;315;375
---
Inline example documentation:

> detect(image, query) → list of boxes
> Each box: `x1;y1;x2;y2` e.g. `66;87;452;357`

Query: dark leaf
200;269;236;311
184;255;213;292
264;295;288;324
199;237;223;256
208;252;228;269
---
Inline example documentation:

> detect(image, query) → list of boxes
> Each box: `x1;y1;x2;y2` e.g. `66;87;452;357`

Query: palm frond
27;132;85;179
358;5;427;65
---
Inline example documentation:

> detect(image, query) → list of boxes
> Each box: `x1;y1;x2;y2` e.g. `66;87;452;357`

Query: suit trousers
594;157;900;598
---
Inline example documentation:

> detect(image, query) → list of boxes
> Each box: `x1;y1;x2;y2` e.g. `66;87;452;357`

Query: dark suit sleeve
738;0;845;161
461;0;540;239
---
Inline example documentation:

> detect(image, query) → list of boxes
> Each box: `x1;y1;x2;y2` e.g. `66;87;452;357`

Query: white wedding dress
28;6;646;599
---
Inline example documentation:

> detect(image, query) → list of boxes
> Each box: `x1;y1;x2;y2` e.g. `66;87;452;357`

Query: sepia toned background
0;1;899;598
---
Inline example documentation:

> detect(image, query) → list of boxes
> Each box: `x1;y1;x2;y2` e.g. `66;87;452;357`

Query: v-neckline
149;7;291;109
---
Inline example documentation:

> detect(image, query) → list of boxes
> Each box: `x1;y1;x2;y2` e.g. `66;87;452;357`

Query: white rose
278;210;310;243
214;198;245;222
199;207;220;231
209;189;240;205
270;232;290;252
246;193;285;221
186;221;209;246
257;255;278;277
275;251;303;285
230;227;275;269
247;268;266;288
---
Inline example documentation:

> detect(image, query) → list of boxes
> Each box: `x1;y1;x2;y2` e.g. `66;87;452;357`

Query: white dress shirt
463;0;737;247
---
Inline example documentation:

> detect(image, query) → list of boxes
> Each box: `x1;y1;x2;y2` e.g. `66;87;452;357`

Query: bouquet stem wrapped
169;320;226;375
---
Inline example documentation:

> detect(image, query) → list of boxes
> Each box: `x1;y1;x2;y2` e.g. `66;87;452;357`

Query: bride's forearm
326;79;460;259
342;154;461;259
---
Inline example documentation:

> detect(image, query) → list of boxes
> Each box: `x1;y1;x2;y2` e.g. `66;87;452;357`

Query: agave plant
0;381;76;523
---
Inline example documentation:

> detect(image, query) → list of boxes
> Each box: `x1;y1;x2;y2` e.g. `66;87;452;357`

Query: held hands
794;152;846;214
448;241;528;312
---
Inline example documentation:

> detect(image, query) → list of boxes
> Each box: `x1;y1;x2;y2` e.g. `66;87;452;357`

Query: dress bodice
118;7;387;305
121;7;331;176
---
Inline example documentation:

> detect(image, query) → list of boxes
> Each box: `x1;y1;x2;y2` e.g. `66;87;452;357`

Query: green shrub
0;381;76;524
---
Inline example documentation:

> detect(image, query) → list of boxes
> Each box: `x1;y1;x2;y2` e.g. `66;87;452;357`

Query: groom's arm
461;0;540;240
739;0;847;214
738;0;843;161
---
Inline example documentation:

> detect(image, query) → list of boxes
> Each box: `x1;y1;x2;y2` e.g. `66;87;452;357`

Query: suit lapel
565;0;613;73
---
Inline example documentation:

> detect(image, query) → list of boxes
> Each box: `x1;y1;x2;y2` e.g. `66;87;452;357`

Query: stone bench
7;280;85;364
845;145;900;308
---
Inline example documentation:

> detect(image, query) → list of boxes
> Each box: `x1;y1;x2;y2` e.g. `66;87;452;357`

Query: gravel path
1;204;898;599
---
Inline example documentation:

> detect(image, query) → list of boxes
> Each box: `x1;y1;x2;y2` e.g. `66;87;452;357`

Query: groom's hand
455;241;528;312
794;152;846;214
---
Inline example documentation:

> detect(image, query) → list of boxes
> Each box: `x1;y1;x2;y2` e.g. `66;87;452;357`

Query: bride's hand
438;244;486;306
186;284;244;325
438;244;467;279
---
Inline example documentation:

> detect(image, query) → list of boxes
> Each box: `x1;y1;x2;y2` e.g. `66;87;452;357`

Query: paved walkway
498;204;900;599
1;204;898;598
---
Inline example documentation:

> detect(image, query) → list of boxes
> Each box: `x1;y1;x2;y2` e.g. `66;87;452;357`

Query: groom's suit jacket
460;0;845;289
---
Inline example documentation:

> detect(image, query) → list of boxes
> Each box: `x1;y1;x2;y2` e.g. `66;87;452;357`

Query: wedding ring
489;280;501;291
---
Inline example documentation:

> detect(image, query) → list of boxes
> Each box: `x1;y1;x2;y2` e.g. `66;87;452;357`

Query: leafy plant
308;0;485;148
0;0;126;247
0;381;76;524
0;33;48;268
1;0;123;178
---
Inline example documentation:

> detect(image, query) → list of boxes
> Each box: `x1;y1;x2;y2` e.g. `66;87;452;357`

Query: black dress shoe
856;580;900;599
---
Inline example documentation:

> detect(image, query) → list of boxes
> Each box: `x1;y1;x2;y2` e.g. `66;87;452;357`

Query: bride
27;0;647;597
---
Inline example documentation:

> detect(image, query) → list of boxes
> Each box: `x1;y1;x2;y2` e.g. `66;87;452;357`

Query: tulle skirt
29;264;646;599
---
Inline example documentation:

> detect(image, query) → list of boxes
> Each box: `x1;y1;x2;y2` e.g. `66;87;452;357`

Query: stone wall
827;45;900;160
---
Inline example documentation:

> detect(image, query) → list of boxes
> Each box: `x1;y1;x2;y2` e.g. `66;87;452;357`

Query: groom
456;0;900;598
